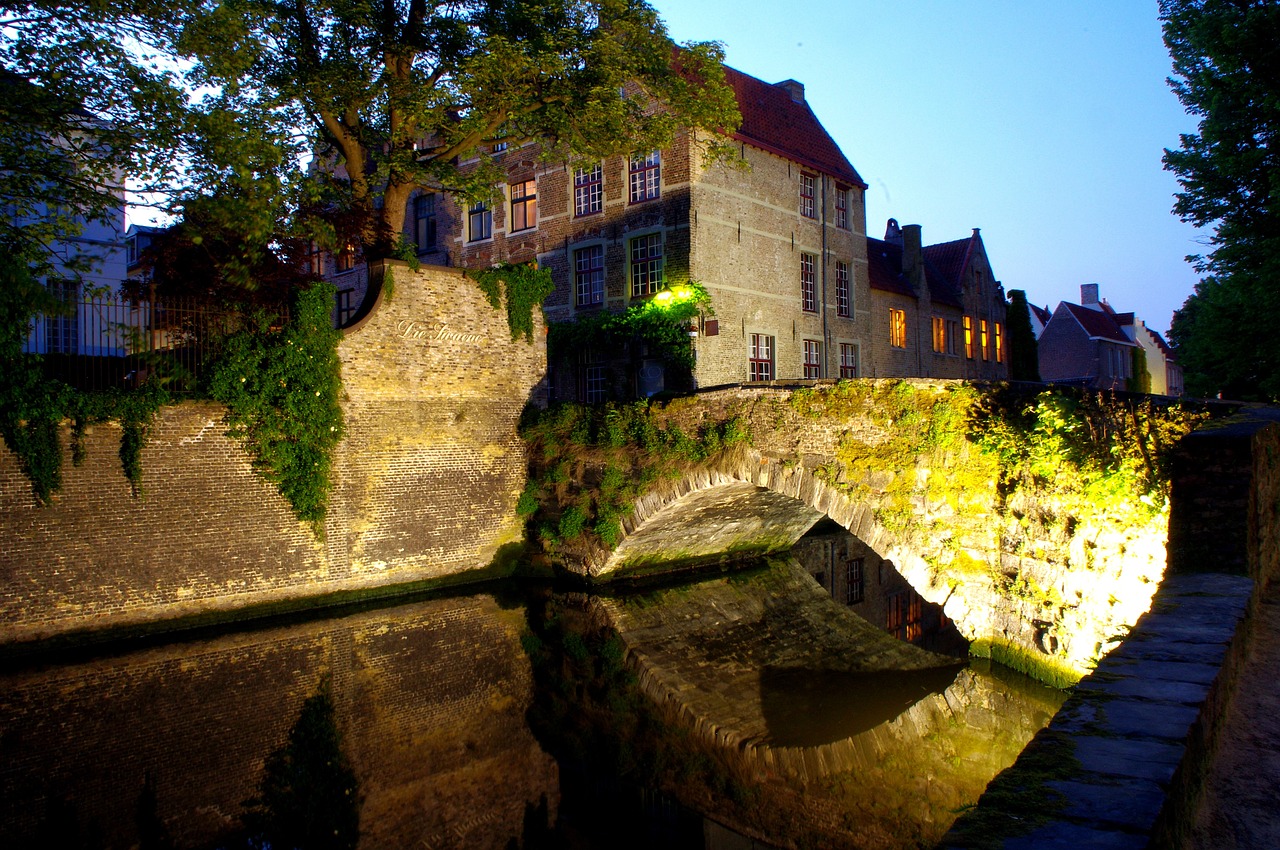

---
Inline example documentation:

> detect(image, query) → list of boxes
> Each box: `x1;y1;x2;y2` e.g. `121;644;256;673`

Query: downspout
820;175;829;378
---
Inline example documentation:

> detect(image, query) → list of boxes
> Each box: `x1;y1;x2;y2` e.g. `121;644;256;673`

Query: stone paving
940;571;1255;849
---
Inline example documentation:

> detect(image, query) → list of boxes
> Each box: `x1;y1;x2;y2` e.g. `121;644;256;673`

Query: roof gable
1057;302;1136;345
724;66;866;188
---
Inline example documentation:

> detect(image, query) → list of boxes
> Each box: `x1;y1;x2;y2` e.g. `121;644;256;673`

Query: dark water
0;560;1065;850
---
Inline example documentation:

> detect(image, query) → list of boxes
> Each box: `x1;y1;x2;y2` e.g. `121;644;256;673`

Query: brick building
325;64;1009;395
1038;283;1181;394
866;219;1008;379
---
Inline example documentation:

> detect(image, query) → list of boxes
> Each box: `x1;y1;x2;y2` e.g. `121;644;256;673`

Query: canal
0;530;1065;850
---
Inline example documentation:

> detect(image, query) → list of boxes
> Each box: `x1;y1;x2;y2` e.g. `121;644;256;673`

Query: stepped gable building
1038;283;1181;394
865;220;1008;379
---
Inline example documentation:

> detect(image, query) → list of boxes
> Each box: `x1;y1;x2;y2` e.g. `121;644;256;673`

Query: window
45;279;78;354
906;593;924;641
308;242;324;277
468;202;492;241
800;173;816;219
800;252;817;313
582;365;607;403
836;260;850;317
574;164;603;216
835;186;849;229
749;334;774;381
336;243;356;272
414;193;437;252
995;322;1004;363
932;316;946;354
574;244;604;307
492;142;507;153
629;233;663;297
803;339;822;378
887;591;904;637
335;288;356;326
846;557;864;604
889;308;907;348
963;316;974;359
629;151;660;203
510;179;536;232
980;319;990;361
839;342;859;378
946;319;960;355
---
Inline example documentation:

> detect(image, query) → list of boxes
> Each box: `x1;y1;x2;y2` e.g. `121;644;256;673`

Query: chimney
1081;283;1100;307
902;224;923;276
776;79;805;103
884;218;903;246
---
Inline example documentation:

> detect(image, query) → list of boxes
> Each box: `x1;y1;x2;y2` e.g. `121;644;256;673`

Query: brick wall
0;264;547;644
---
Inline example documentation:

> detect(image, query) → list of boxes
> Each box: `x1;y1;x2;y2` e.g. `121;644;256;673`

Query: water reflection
0;556;1065;850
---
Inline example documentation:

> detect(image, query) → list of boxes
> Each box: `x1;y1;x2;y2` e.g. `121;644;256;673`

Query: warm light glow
654;289;674;304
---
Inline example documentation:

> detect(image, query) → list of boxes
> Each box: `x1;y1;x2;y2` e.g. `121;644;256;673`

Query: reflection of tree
241;681;360;850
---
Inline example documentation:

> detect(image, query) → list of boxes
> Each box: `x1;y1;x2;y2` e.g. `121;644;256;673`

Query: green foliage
548;280;712;373
470;262;556;342
1127;345;1151;394
1161;1;1280;399
209;283;344;529
1005;290;1041;382
519;399;750;551
242;680;360;850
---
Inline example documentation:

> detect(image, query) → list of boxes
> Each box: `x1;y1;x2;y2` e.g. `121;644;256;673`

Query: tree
0;1;187;277
1005;289;1040;382
1161;0;1280;399
170;0;742;261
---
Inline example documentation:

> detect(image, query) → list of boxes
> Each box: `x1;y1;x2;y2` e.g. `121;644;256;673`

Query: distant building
865;220;1008;379
1037;283;1181;395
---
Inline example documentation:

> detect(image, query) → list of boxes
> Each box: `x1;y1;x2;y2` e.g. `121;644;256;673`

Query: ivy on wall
547;280;711;371
208;282;344;529
470;262;556;342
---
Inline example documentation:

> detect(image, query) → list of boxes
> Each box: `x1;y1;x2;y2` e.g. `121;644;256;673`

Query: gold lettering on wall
396;320;487;345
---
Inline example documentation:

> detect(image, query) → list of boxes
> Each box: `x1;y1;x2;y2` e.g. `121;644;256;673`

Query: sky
650;0;1203;336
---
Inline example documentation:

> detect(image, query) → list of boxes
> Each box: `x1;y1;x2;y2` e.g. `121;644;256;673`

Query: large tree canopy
171;0;741;260
1161;0;1280;399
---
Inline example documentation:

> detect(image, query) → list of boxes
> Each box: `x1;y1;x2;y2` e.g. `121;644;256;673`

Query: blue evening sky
651;0;1203;336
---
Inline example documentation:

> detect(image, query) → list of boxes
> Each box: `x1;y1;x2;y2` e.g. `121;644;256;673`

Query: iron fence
22;291;246;394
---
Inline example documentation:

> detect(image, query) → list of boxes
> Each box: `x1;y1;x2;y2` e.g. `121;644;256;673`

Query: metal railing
22;291;245;394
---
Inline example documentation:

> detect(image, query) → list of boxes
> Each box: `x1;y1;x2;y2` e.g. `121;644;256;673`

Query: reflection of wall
793;521;964;655
0;594;558;850
0;264;547;644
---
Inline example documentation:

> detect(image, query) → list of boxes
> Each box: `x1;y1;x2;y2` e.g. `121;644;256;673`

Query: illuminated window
887;591;904;637
963;316;974;359
800;253;817;312
749;334;774;381
574;163;603;216
839;342;859;378
995;322;1004;363
468;202;492;241
890;308;906;348
906;593;923;641
980;319;990;361
575;244;604;307
510;179;537;232
629;151;660;203
932;316;946;353
414;193;437;252
835;186;850;229
336;242;356;272
800;173;816;219
846;558;864;604
803;339;822;378
836;260;850;317
629;233;663;297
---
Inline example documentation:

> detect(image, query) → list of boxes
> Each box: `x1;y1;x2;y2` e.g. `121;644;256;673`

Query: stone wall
0;263;547;645
0;593;558;850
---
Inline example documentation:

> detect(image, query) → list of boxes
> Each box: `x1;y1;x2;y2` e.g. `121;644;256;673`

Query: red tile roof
922;237;972;308
866;238;917;296
1030;303;1053;326
1061;302;1135;344
724;66;866;188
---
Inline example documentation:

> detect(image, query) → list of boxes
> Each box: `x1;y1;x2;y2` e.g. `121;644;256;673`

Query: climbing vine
548;280;711;371
208;282;344;530
470;262;555;342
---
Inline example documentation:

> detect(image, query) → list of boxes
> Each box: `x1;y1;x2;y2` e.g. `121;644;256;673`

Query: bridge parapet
525;381;1212;685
